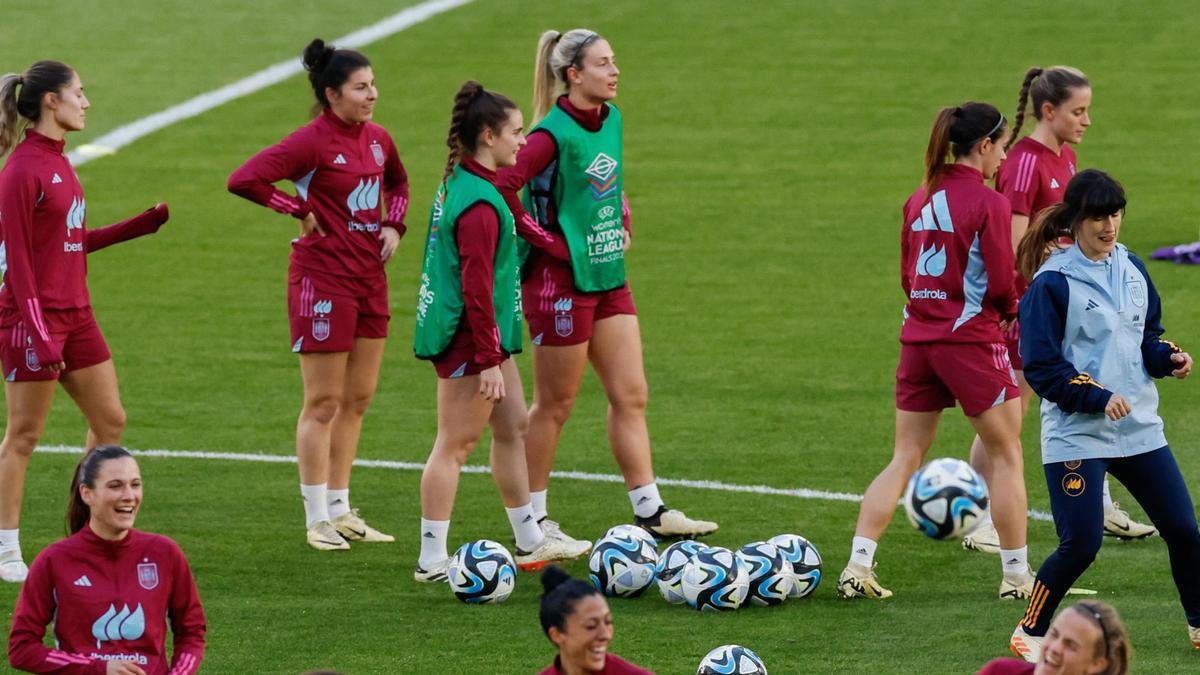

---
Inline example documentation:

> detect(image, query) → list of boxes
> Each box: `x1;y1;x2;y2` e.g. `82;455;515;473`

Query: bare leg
328;338;385;490
59;360;126;450
419;375;494;520
296;352;348;485
525;342;588;492
970;370;1032;486
0;380;57;529
854;409;942;542
489;360;531;508
588;314;654;489
967;398;1026;550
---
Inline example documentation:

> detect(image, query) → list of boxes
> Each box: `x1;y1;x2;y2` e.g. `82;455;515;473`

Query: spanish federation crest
312;317;331;342
137;562;159;590
370;141;386;167
554;314;574;338
1127;279;1146;308
24;348;40;372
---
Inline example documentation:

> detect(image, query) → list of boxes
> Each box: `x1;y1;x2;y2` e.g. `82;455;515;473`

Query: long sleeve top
454;156;507;368
899;164;1018;344
0;130;168;362
8;526;206;674
227;108;408;295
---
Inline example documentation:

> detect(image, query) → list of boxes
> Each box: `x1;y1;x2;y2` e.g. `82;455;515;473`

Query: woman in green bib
496;29;717;544
412;82;590;582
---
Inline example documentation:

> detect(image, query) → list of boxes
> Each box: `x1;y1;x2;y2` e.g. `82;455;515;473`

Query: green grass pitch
2;0;1199;672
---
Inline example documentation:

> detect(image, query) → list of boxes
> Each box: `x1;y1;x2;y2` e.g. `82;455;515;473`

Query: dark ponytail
67;445;135;535
1009;65;1090;150
442;81;519;184
923;102;1005;191
539;565;601;640
301;38;371;117
1016;168;1126;280
0;60;75;156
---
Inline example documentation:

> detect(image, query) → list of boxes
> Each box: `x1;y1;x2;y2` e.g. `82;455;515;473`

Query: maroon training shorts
895;342;1019;417
0;308;111;382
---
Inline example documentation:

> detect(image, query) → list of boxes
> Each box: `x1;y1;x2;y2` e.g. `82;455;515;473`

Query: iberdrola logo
66;197;86;233
92;603;146;647
346;178;380;217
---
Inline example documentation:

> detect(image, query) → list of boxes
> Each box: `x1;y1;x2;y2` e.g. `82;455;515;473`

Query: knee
0;426;43;458
340;391;375;418
608;381;648;414
436;432;482;466
1157;518;1200;547
1058;533;1102;566
491;414;529;446
536;394;578;427
94;406;127;439
302;395;340;425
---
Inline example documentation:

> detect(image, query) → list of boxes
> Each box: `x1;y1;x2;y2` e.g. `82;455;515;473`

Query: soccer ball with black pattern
588;532;658;597
655;540;709;604
697;644;768;674
447;540;516;604
604;523;659;550
903;457;989;540
736;542;794;606
681;546;748;611
767;533;822;599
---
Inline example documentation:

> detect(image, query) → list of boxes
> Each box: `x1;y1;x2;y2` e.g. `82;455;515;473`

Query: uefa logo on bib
584;153;619;201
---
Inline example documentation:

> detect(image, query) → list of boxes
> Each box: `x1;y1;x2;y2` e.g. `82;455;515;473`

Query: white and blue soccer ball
447;540;516;604
904;457;989;540
588;531;658;597
767;533;823;599
604;523;658;551
681;546;748;611
655;540;709;604
736;542;794;606
697;644;768;674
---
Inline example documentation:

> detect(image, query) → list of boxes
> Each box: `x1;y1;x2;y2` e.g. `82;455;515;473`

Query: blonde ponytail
0;73;23;157
531;28;602;124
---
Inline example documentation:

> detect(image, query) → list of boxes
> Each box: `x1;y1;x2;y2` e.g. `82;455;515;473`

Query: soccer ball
697;645;768;674
736;542;794;606
588;531;658;597
681;546;748;611
604;523;658;551
655;540;709;604
447;540;516;604
768;533;823;599
904;457;989;540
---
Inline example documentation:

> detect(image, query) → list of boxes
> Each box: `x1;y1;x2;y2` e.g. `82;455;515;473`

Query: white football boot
515;535;591;572
1010;626;1043;663
306;520;350;551
1190;624;1199;650
540;519;592;556
1103;502;1157;540
332;509;395;543
962;521;1001;554
635;506;718;539
999;567;1035;601
836;562;893;599
413;558;451;583
0;548;28;583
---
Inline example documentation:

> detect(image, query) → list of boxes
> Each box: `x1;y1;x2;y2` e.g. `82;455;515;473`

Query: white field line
66;0;475;166
33;444;1055;522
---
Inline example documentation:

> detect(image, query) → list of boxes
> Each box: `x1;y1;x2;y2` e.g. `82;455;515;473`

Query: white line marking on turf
67;0;475;166
33;445;1055;522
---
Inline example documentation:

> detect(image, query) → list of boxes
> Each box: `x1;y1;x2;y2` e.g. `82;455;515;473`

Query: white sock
1001;547;1029;576
530;490;548;522
1102;477;1115;513
419;518;450;569
327;488;351;519
0;529;18;552
849;536;877;570
300;483;329;529
507;504;545;553
629;483;664;519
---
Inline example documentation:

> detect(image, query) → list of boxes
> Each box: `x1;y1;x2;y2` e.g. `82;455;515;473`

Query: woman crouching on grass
537;566;652;674
412;82;587;582
8;446;206;674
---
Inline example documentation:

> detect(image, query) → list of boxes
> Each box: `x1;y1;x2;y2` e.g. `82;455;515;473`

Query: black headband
569;32;600;69
1075;603;1111;658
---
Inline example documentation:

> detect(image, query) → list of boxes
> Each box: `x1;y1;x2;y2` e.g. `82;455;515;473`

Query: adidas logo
637;496;651;504
330;498;345;505
1085;299;1099;311
1050;178;1060;189
51;173;63;184
1007;558;1020;565
855;548;868;555
73;575;92;587
423;531;435;539
333;154;347;165
522;515;534;523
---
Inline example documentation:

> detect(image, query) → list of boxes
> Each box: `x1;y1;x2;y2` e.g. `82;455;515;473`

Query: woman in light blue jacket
1006;169;1199;663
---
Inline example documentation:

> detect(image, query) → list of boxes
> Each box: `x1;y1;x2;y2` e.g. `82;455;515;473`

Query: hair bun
540;565;572;593
303;38;335;73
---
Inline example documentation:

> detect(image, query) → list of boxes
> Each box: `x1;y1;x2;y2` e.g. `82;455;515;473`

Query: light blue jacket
1019;243;1180;464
